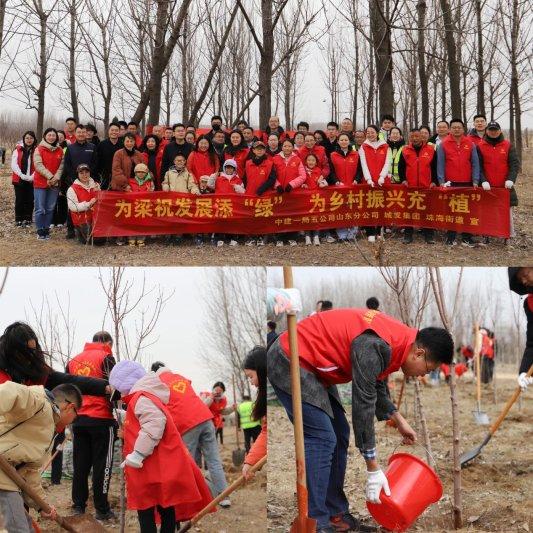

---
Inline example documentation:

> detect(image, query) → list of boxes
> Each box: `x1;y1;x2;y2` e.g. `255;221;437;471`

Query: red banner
92;186;510;238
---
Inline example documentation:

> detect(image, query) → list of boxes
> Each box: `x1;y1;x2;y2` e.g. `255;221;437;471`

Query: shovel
231;375;246;467
177;454;267;532
472;324;489;425
0;455;107;532
461;363;533;467
284;266;317;533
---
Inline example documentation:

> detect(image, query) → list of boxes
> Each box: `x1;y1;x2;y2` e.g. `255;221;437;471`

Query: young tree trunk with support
439;0;461;118
417;1;429;126
474;0;485;115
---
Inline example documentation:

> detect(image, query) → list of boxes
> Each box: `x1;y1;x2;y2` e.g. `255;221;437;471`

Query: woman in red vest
267;309;453;531
223;130;250;177
187;135;219;184
140;135;163;190
359;126;391;242
109;361;213;532
11;130;37;227
297;133;330;178
66;163;100;244
33;128;65;240
302;153;329;246
201;382;235;444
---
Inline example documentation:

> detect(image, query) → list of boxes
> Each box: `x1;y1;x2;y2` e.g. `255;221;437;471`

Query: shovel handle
39;445;63;475
0;455;75;532
490;363;533;436
178;454;267;531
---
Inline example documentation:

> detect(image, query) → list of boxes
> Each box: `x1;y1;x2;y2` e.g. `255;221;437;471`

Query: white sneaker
368;235;376;243
217;240;224;247
229;239;238;246
288;239;298;246
276;241;284;247
219;498;231;508
245;239;256;246
313;235;320;246
305;235;312;246
325;235;336;244
257;237;264;246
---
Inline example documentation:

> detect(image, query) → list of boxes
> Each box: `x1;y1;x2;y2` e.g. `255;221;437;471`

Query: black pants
53;193;69;225
215;427;223;444
51;431;66;484
72;424;115;513
405;227;434;239
481;357;495;384
137;505;176;533
243;425;262;453
13;182;34;223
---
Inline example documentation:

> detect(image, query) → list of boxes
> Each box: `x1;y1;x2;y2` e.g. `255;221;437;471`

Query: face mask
212;124;221;131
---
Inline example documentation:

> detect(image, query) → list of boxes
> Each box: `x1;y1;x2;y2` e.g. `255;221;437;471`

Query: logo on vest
363;309;380;324
74;362;95;376
171;380;187;394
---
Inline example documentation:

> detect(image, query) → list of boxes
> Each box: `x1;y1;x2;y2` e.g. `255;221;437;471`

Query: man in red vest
268;308;453;533
150;362;232;508
66;331;117;521
398;128;438;244
436;118;480;247
467;114;487;146
477;121;519;244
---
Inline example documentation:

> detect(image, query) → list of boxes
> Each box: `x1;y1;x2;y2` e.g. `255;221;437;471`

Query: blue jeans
273;384;350;528
34;187;59;233
182;420;228;497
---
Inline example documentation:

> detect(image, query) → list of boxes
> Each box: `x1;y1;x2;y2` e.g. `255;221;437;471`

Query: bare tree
439;0;461;118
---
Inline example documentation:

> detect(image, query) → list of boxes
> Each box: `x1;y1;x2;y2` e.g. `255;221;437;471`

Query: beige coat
162;167;200;194
0;382;55;508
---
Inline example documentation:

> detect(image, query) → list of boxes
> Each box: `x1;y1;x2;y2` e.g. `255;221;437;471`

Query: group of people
11;113;519;247
0;322;267;532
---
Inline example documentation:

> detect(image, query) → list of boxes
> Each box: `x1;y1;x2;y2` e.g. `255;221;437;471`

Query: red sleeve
245;418;267;466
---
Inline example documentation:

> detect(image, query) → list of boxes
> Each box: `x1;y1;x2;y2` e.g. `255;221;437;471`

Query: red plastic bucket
366;452;443;532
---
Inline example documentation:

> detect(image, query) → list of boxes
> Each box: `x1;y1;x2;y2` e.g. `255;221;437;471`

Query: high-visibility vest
237;401;261;429
389;145;404;183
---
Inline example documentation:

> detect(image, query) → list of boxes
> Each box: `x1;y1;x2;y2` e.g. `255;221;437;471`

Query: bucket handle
391;441;440;475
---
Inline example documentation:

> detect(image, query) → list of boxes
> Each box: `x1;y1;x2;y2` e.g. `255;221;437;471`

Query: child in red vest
128;163;154;247
302;153;328;246
109;361;213;533
66;163;100;244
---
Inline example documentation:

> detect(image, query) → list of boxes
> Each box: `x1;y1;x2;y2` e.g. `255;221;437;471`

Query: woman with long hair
0;322;110;395
241;346;267;480
223;130;249;177
11;130;37;227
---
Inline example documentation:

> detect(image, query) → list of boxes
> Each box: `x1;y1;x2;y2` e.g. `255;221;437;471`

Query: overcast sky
0;267;260;395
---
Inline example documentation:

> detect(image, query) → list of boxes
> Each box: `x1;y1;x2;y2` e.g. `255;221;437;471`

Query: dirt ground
35;426;266;532
0;151;530;267
267;367;533;532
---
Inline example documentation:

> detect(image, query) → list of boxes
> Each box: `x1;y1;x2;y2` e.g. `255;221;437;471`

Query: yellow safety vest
237;401;261;429
389;145;404;183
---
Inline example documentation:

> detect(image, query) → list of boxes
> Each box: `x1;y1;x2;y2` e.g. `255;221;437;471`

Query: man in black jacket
161;123;193;177
62;125;98;238
96;123;123;190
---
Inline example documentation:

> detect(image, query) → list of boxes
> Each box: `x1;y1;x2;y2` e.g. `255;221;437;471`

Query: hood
483;133;504;145
130;371;170;404
219;171;237;180
39;139;59;151
363;139;388;149
73;178;98;190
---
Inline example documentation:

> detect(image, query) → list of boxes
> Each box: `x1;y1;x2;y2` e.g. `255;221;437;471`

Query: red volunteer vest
304;166;323;190
33;144;63;189
11;145;35;184
128;178;153;192
200;393;227;429
67;343;113;419
468;133;483;146
69;183;97;226
215;175;243;194
330;150;359;186
298;145;327;168
187;151;218;182
224;148;249;177
441;136;475;183
158;371;213;435
245;158;274;195
273;153;302;188
481;334;495;360
402;143;435;187
477;139;510;187
361;143;388;183
141;150;164;187
122;391;212;517
279;309;418;386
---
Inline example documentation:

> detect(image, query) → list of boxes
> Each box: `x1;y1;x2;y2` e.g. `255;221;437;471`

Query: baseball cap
77;163;90;172
486;121;501;130
252;141;266;149
134;163;149;173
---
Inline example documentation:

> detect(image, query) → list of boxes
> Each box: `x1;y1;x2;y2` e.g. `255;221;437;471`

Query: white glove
266;287;303;321
442;181;451;188
233;184;245;194
121;450;145;469
481;181;491;191
366;469;391;504
377;176;385;187
505;180;514;189
366;179;374;188
518;372;533;392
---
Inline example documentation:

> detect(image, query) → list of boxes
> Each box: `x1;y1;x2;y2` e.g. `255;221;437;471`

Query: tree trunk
475;0;485;114
36;13;48;139
367;49;374;125
417;1;429;126
284;59;291;130
352;25;359;126
439;0;461;117
180;13;189;123
0;0;7;58
68;0;79;122
369;0;394;118
510;0;522;167
440;60;446;119
449;366;463;529
258;0;274;129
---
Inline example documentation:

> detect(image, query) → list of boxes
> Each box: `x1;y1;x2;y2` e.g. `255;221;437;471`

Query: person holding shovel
267;308;454;533
0;381;81;532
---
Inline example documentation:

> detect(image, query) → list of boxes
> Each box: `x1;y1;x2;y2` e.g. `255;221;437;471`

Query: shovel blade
472;410;490;425
460;444;483;467
61;514;109;533
290;515;317;533
232;448;246;467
